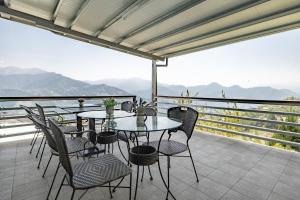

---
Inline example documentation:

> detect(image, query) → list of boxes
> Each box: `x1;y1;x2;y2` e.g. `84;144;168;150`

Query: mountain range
0;67;129;96
90;78;299;100
0;66;299;100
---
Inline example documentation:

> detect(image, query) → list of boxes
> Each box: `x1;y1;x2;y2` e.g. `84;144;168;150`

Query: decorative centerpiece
104;98;117;115
78;98;84;108
135;98;148;127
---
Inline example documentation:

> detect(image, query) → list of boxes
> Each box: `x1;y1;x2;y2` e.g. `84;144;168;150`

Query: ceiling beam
115;0;207;43
150;5;300;54
0;5;164;61
52;0;63;22
95;0;150;37
163;21;300;58
134;0;269;49
69;0;91;28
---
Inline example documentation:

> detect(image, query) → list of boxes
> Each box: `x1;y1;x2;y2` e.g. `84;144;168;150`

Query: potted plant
78;98;84;107
104;98;117;115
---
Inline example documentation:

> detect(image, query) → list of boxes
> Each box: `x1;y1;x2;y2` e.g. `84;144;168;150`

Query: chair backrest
144;107;157;116
36;103;47;125
30;114;57;152
20;105;34;115
121;101;133;112
167;106;198;140
49;119;73;180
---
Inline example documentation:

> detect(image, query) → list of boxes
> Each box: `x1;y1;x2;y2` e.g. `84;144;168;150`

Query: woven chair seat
145;140;187;156
72;154;131;189
117;132;147;142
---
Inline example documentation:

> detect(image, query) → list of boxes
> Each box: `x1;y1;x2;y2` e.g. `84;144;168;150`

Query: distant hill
91;78;299;100
0;67;298;100
0;67;129;96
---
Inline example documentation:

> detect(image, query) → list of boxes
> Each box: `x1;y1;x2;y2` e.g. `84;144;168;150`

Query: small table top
62;107;103;114
77;110;135;119
108;116;182;132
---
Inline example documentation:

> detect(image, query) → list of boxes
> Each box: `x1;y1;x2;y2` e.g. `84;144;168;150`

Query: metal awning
1;0;300;61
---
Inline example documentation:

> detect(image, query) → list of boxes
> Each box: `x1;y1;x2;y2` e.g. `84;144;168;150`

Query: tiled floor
1;131;300;200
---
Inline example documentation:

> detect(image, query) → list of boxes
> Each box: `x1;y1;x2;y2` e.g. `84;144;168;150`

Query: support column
152;60;157;102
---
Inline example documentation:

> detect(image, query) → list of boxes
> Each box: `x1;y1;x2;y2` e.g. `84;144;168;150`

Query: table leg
88;118;96;144
157;130;177;200
75;115;84;137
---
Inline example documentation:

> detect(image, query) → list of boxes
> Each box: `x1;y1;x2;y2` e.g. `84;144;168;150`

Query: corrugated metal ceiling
1;0;300;61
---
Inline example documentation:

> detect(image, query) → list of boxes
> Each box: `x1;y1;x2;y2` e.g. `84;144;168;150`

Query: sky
1;18;300;91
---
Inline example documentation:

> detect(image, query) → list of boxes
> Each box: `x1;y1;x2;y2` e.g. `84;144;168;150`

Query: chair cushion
117;132;147;142
72;154;131;189
144;140;187;156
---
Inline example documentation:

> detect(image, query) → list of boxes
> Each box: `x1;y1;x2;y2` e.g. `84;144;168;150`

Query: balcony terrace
1;0;300;200
1;126;300;200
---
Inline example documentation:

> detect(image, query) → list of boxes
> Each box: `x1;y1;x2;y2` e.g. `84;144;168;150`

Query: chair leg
70;189;75;200
30;130;38;145
36;135;45;158
134;166;139;200
166;156;170;200
42;154;53;178
141;166;144;182
148;166;153;181
188;146;199;182
29;131;39;154
108;182;113;199
129;173;132;200
55;175;66;200
37;140;46;169
46;162;60;200
117;139;128;164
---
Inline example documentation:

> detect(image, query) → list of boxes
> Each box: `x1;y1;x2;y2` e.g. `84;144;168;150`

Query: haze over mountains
0;67;128;96
0;66;299;100
90;78;299;100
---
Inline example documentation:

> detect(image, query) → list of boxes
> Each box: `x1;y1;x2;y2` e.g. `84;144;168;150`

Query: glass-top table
108;116;182;199
78;110;134;119
107;116;182;132
77;110;135;143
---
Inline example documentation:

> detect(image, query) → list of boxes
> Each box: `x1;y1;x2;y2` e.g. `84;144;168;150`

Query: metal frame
95;0;151;36
164;21;300;57
116;0;207;44
52;0;63;22
133;0;269;49
151;5;300;54
0;5;164;61
69;0;91;28
151;60;157;102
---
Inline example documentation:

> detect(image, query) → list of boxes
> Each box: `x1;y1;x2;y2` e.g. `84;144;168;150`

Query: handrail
0;95;136;138
156;95;300;149
0;95;136;102
156;95;300;106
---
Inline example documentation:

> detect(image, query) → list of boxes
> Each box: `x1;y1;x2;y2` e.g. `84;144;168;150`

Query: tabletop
77;110;135;119
62;107;103;114
108;116;182;132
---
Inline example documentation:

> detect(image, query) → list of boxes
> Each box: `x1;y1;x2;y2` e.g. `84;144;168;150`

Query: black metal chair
121;101;133;112
35;103;81;166
29;115;97;200
49;119;132;200
20;105;42;154
144;106;199;199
